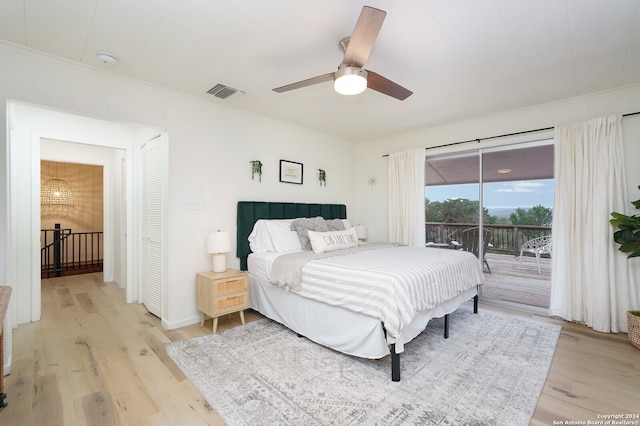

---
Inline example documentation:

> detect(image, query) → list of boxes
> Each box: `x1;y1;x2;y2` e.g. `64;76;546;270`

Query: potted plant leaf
610;185;640;349
317;169;326;186
250;160;262;182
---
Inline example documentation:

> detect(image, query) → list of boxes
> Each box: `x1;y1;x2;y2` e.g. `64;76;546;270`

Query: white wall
355;84;640;288
0;43;357;335
161;83;357;329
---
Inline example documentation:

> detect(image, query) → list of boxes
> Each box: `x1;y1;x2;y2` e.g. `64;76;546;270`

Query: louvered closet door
142;136;163;317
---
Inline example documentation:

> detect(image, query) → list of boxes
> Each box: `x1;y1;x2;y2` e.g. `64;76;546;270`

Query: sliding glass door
425;141;554;308
425;151;480;243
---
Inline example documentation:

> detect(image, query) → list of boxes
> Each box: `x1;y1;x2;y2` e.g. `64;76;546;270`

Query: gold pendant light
41;162;74;206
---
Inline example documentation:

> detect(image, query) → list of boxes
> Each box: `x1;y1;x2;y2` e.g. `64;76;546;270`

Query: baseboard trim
161;314;200;331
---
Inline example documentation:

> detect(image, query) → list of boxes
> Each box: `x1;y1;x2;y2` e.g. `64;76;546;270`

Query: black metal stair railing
41;224;104;278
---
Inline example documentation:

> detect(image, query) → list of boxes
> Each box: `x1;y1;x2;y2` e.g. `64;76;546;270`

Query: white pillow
265;220;303;252
248;220;276;253
341;219;352;230
308;227;359;254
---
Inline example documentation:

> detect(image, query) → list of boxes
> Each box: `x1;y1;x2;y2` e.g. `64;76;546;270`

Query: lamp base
212;253;227;273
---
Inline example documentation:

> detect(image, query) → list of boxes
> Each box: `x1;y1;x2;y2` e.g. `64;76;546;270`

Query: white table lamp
355;224;368;241
207;230;231;272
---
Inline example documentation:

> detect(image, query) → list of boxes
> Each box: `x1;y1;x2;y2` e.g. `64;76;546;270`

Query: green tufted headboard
236;201;347;270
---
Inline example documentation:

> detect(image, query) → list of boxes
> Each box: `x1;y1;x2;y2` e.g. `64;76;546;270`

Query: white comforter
269;245;484;340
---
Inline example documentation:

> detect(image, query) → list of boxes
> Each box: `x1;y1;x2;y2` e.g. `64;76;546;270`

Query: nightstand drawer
214;277;247;295
214;291;249;315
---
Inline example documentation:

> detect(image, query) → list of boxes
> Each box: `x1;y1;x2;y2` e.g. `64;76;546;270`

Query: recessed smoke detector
97;52;118;66
206;83;243;99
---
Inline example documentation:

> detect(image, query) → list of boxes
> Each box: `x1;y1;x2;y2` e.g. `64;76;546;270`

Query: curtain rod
381;110;640;157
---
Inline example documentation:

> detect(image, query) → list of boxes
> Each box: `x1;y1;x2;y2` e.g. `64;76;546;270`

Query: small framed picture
279;160;303;184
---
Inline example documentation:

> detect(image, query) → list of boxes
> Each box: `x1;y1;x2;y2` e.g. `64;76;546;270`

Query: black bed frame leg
391;344;400;382
474;294;479;314
444;314;449;339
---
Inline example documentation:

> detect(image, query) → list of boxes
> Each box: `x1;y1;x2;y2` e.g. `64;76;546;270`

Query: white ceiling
1;0;639;142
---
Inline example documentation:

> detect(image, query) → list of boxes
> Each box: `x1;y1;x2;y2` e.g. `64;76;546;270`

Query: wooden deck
480;252;551;308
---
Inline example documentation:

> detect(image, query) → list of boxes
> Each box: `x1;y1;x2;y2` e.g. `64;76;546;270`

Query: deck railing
426;222;551;256
41;224;103;278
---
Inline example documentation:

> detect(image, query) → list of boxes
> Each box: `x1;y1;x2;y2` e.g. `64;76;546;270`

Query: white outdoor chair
518;235;552;274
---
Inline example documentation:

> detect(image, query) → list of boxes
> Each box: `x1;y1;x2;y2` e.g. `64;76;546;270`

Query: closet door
141;136;162;317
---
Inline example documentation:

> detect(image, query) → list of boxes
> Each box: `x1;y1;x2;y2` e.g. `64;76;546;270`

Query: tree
425;199;443;222
509;205;553;226
425;198;494;224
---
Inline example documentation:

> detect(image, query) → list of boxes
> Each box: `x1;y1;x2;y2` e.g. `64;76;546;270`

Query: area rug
166;305;561;425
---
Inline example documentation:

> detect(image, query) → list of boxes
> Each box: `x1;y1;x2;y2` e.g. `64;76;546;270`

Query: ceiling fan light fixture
334;66;368;95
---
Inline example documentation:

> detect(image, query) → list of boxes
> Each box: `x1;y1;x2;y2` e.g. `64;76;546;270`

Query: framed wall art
279;160;303;184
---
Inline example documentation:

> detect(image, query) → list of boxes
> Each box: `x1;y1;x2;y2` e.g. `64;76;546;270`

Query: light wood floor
0;273;638;425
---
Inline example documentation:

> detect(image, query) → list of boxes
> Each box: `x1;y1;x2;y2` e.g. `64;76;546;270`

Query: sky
425;179;554;209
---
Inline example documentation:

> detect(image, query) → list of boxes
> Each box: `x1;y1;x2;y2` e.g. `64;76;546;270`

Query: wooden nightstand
196;269;249;334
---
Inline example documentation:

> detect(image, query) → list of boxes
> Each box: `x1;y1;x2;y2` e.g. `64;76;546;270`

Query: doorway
40;160;105;278
6;102;161;327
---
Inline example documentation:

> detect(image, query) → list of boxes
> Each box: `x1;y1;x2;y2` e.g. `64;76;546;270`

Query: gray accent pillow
290;217;329;250
325;219;346;231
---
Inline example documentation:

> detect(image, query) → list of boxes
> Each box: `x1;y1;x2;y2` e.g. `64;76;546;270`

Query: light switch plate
182;200;206;210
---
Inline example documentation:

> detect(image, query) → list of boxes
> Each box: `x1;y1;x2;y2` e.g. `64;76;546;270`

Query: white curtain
388;148;426;247
550;115;638;333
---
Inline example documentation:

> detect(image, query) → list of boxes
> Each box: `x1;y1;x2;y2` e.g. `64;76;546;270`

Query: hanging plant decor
250;160;263;182
317;169;326;186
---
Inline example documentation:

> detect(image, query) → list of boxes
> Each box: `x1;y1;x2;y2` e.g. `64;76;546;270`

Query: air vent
207;84;241;99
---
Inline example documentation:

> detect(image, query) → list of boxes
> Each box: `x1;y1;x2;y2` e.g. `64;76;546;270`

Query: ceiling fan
273;6;413;101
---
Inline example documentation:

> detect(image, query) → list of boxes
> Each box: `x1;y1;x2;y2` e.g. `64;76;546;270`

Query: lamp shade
41;178;74;206
207;230;231;254
355;224;368;240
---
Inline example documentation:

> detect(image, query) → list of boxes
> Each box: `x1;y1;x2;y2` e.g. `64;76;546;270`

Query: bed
236;201;484;381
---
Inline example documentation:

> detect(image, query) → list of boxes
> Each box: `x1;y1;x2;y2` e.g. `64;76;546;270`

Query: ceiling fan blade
343;6;386;67
366;70;413;100
273;72;334;93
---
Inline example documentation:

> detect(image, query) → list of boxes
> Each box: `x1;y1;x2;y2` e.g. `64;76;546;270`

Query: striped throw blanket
270;245;484;341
